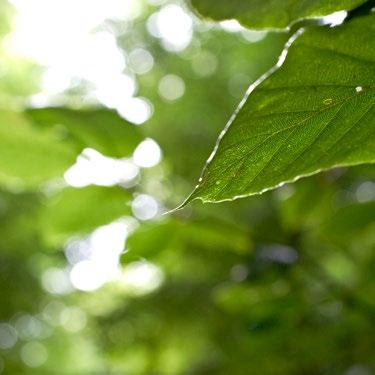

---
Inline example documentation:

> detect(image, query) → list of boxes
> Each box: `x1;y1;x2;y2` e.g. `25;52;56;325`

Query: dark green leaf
183;14;375;205
322;201;375;237
125;217;251;262
26;107;143;158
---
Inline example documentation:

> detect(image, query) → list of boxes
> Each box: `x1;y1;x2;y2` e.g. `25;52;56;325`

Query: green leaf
183;14;375;205
39;185;132;245
26;107;143;158
189;0;368;30
322;201;375;238
0;110;76;189
124;217;251;262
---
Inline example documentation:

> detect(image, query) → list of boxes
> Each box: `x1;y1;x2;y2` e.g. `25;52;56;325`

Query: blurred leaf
125;219;180;261
184;15;375;205
186;217;252;254
277;176;335;231
189;0;367;30
125;217;251;262
0;189;41;253
0;252;43;319
322;201;375;237
0;191;44;319
26;107;143;158
39;186;132;245
0;110;76;189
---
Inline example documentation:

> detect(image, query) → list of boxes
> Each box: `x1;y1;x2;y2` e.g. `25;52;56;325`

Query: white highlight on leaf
219;20;245;32
321;10;348;27
241;30;266;43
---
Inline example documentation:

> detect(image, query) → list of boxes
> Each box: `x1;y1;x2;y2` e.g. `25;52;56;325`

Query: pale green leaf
0;110;76;189
39;185;132;245
190;0;368;30
184;14;375;205
26;107;143;158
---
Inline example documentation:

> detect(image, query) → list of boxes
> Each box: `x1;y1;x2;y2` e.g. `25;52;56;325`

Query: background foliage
0;0;374;374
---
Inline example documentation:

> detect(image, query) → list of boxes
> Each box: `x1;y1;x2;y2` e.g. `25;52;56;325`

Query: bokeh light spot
117;97;153;125
133;138;162;168
191;51;218;77
0;323;17;349
132;194;159;220
121;261;164;294
42;267;73;295
148;5;193;52
158;74;185;101
128;48;154;75
64;148;139;188
20;341;48;368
